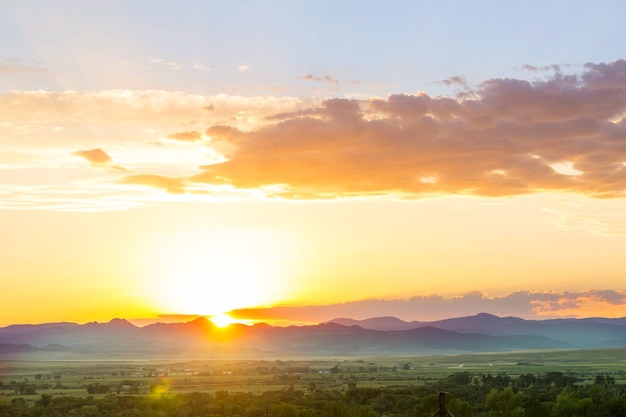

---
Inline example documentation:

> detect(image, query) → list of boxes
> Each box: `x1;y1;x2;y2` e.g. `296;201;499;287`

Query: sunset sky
2;1;626;327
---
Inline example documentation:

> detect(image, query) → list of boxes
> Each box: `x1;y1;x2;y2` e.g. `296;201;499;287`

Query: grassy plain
1;348;625;404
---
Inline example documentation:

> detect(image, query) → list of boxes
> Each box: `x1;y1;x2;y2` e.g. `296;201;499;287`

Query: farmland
1;348;626;416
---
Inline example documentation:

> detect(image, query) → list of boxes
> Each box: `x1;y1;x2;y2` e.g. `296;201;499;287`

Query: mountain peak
474;312;500;319
328;316;419;331
189;316;210;323
187;316;214;329
107;318;136;328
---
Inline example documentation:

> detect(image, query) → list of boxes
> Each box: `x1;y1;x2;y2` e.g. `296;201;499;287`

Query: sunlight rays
145;228;295;317
209;312;250;328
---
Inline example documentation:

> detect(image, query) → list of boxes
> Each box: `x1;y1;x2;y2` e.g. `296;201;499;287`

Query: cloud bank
126;59;626;199
3;60;626;211
231;290;626;324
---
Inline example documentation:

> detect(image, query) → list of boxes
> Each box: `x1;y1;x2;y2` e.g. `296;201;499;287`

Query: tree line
1;370;625;416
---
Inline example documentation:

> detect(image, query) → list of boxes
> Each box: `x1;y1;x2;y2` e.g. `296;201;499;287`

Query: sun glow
146;227;296;317
209;313;240;328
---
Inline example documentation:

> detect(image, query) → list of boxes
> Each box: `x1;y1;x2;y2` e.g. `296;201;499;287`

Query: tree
36;394;53;408
245;405;265;417
320;401;351;417
448;371;472;386
517;373;536;389
485;387;523;417
272;403;298;417
16;382;37;395
554;389;586;417
521;396;552;417
354;405;378;417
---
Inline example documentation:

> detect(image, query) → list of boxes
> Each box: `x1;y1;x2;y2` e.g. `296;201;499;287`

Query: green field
2;347;626;403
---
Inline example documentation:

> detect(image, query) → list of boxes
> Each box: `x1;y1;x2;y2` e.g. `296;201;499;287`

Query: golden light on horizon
209;312;246;328
143;228;296;317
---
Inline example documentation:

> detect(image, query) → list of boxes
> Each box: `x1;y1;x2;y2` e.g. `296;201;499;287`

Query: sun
146;228;296;318
209;313;239;328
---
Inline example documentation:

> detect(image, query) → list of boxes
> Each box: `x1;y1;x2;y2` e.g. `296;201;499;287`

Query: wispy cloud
438;75;469;89
297;74;339;84
0;89;307;133
0;182;145;212
541;202;626;236
193;64;212;72
150;57;182;71
0;89;309;211
519;63;566;73
0;58;46;75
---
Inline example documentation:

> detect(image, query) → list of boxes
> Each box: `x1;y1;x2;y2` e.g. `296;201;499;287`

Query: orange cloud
175;60;622;199
166;131;203;142
73;148;126;171
73;148;112;164
530;290;626;318
120;174;186;194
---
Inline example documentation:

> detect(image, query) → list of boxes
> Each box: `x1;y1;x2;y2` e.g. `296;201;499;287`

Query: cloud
519;63;565;73
5;60;626;208
0;58;46;75
238;65;250;72
166;131;203;142
0;182;146;212
73;148;126;171
120;174;186;194
73;148;112;164
298;74;340;84
150;57;181;71
0;90;310;210
0;90;308;135
230;290;626;324
193;64;211;72
438;75;468;89
529;290;626;316
540;199;626;236
161;59;622;199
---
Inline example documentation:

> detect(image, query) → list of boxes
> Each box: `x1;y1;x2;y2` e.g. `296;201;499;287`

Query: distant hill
328;313;626;349
0;343;74;354
327;316;424;331
1;313;624;359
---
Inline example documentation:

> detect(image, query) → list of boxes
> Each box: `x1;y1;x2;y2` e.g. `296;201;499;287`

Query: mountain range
1;313;625;359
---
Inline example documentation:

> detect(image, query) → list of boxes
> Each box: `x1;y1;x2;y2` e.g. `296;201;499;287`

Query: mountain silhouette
328;313;626;348
1;313;624;358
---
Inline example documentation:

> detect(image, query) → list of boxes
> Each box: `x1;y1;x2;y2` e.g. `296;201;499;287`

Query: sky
1;1;626;326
